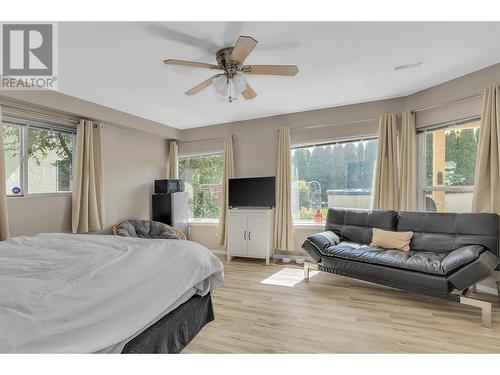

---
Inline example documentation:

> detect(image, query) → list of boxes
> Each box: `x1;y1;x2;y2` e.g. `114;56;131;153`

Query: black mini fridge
152;191;189;238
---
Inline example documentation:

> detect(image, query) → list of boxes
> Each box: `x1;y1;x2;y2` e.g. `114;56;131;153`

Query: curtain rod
178;118;380;144
292;90;483;131
178;136;226;145
0;101;80;125
291;117;380;132
412;91;483;114
0;100;104;127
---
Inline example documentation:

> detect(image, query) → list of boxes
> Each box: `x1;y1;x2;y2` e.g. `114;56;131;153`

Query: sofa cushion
323;242;447;275
325;209;397;245
397;211;499;256
321;241;489;276
440;245;486;274
307;231;341;252
303;231;341;262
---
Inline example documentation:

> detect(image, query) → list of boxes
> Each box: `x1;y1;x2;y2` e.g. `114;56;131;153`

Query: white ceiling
58;22;500;129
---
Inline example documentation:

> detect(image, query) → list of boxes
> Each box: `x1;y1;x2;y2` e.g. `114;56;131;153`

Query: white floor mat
260;267;320;287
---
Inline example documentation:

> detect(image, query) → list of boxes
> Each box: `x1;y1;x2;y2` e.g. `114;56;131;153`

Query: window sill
187;220;219;226
7;192;72;199
293;222;325;229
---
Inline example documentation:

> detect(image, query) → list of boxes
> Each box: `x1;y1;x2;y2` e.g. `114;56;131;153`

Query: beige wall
7;195;72;236
188;223;224;252
406;63;500;128
101;125;168;231
180;98;403;177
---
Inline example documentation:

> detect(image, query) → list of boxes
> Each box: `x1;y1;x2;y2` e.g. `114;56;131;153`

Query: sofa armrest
441;245;485;275
302;231;341;262
447;250;499;290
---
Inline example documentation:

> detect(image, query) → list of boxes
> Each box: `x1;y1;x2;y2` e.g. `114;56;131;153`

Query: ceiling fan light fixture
164;34;298;102
213;74;248;102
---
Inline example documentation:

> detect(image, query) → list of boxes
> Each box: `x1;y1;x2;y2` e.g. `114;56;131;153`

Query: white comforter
0;234;224;353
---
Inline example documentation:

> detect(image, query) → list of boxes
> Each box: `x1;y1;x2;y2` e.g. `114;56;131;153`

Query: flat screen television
229;176;276;208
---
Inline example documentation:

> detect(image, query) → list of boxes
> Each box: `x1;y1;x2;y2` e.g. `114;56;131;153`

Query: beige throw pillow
370;228;414;251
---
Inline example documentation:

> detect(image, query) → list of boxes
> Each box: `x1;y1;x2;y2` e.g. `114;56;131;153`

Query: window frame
290;135;378;224
3;115;76;198
178;151;224;223
416;115;481;212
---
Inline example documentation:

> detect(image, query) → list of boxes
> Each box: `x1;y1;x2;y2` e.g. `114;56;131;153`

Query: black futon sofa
302;208;500;327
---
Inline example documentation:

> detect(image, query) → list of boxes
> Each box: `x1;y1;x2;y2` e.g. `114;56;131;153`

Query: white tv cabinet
227;208;274;265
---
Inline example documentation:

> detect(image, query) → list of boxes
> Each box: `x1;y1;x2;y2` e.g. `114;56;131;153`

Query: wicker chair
112;219;186;240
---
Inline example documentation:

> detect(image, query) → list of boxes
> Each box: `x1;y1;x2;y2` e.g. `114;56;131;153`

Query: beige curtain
372;113;399;210
273;128;294;251
217;135;234;247
168;140;179;179
399;110;417;211
0;106;10;240
472;85;500;213
72;120;105;233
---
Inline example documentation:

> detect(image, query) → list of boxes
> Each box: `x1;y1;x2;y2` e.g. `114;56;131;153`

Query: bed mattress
0;234;224;353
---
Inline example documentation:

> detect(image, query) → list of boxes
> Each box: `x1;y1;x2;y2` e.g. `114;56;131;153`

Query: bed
0;233;224;353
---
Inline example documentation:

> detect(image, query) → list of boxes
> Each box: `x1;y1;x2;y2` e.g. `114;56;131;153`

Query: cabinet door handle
244;231;246;240
248;231;251;240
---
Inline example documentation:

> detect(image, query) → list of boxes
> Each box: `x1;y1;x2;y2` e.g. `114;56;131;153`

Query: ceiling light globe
232;74;248;94
213;75;228;96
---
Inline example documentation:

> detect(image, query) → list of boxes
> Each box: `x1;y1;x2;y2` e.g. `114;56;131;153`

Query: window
417;117;480;213
291;138;378;222
178;153;224;220
3;119;75;196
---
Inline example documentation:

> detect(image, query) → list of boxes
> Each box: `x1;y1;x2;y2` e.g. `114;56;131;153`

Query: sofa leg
460;296;492;328
303;262;318;280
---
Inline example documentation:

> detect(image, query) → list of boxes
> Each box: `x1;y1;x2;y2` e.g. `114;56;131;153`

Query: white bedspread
0;234;224;353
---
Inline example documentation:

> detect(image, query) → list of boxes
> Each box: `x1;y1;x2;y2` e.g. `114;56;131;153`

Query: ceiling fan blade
242;65;299;76
145;23;219;53
164;59;220;70
185;74;221;95
230;36;258;65
241;84;257;100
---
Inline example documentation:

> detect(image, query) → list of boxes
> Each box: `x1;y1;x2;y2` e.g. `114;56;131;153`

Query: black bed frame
121;293;214;354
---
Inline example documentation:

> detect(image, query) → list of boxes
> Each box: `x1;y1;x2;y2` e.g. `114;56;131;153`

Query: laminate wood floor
184;257;500;353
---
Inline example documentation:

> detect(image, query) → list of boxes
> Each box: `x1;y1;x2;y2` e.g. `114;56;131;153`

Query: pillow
370;228;413;251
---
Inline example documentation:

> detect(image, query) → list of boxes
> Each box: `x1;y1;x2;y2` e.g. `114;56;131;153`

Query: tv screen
229;177;276;208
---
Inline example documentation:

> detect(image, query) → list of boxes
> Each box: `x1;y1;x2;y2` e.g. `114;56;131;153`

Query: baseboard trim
210;249;314;263
209;249;227;256
273;253;314;262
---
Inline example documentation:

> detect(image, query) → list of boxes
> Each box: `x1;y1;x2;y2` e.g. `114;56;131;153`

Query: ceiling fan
164;35;299;102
